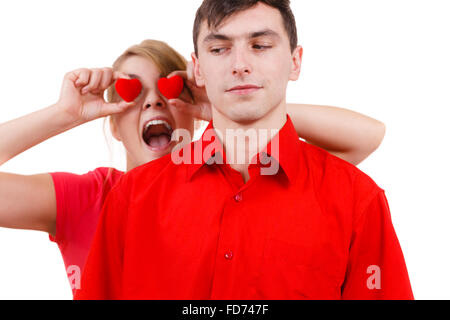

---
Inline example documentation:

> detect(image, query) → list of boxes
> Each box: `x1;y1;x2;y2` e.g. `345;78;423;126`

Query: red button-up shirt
75;116;413;300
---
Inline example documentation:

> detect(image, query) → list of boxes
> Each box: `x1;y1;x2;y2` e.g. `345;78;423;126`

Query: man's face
193;2;302;125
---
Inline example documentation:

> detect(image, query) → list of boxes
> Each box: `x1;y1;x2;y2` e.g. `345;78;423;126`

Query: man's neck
212;103;287;183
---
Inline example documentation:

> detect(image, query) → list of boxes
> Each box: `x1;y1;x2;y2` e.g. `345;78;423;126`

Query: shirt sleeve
341;190;414;299
48;169;108;244
74;177;128;300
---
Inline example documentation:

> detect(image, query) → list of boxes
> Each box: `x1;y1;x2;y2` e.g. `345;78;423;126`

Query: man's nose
231;47;252;76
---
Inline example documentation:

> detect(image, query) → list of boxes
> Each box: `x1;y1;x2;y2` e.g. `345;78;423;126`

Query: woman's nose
143;96;165;110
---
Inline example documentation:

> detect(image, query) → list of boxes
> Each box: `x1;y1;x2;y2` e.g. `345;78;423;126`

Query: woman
0;39;385;297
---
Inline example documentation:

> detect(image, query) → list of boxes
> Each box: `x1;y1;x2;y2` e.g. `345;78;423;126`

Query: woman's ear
289;45;303;81
109;116;122;141
191;52;206;87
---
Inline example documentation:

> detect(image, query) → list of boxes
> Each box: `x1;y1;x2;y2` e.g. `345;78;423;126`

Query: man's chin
230;107;271;124
224;112;261;125
213;100;276;125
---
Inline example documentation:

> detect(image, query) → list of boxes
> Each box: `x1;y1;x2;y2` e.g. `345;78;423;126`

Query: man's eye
210;47;228;54
253;44;272;50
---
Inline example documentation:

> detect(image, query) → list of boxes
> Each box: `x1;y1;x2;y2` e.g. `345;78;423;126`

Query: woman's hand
57;68;136;123
167;61;212;122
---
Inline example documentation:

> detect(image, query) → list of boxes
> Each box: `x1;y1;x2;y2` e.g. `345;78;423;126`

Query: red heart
157;75;184;100
115;78;142;102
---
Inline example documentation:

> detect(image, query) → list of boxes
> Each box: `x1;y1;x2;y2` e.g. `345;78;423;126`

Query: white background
0;0;449;299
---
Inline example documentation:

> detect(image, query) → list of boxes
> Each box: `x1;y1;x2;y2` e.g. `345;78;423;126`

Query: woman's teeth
145;119;172;132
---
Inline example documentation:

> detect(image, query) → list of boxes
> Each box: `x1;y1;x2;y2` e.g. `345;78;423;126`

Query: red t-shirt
75;116;413;300
49;167;124;295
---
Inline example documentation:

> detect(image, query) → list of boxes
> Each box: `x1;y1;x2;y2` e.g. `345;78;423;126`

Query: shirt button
224;251;233;260
234;193;242;202
260;152;272;165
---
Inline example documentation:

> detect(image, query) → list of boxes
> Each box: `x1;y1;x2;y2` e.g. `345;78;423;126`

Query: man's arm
341;190;413;299
74;179;128;300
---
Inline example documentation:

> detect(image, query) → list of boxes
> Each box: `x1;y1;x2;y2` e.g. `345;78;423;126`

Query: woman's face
110;55;195;171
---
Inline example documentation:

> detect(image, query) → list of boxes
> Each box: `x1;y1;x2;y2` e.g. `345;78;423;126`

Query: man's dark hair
193;0;298;56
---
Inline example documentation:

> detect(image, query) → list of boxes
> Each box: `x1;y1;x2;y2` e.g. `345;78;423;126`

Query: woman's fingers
167;70;187;80
167;61;194;82
168;98;211;121
99;68;114;91
72;68;116;96
113;70;129;80
187;61;194;82
99;100;136;117
74;69;91;88
81;69;103;94
168;98;191;113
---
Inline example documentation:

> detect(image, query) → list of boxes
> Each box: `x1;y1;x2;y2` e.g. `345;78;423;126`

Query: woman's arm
0;103;85;236
287;103;386;165
0;172;57;235
0;68;134;234
0;104;84;166
0;68;133;166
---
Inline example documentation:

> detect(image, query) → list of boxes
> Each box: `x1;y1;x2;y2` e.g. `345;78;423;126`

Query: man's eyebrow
249;29;281;40
203;33;232;43
203;29;281;43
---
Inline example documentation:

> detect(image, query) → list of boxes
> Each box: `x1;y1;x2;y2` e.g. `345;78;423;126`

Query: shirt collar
185;115;301;184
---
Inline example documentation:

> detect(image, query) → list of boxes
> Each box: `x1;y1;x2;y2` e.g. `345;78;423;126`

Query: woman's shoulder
124;153;173;181
92;167;125;181
50;167;125;197
89;167;125;193
48;167;125;245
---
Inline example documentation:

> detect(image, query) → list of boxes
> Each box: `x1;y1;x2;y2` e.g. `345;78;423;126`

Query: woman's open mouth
142;119;174;152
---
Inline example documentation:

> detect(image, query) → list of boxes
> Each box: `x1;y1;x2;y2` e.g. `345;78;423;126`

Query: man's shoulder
299;140;383;201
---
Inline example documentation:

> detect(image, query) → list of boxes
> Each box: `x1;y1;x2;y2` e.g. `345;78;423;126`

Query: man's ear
289;45;303;81
191;52;206;87
109;116;122;142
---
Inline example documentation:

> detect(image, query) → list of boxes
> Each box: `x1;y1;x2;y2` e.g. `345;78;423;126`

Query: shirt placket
209;164;259;299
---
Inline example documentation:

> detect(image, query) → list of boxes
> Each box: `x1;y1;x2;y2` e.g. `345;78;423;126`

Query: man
75;0;413;299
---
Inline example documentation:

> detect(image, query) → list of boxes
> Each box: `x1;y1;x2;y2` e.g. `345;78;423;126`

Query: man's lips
226;85;262;95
